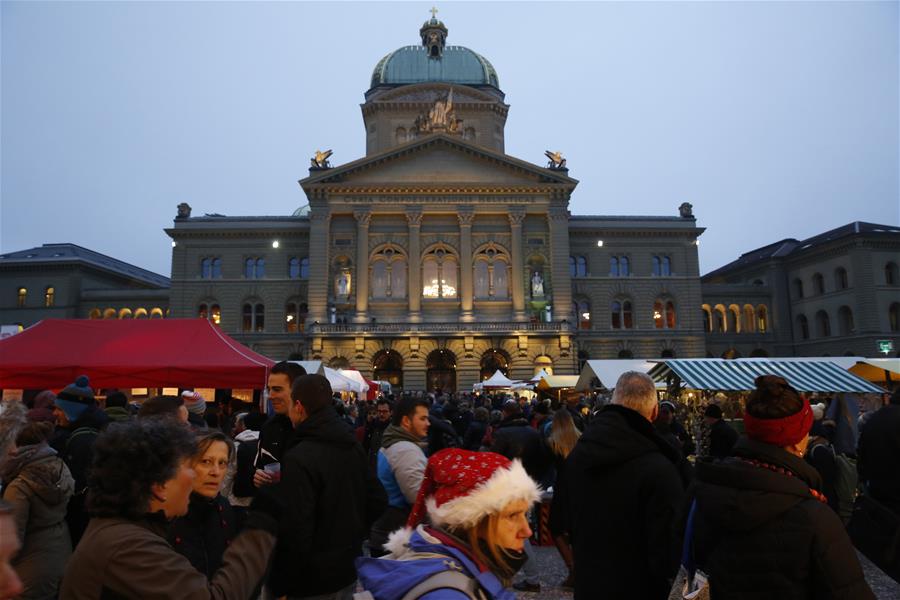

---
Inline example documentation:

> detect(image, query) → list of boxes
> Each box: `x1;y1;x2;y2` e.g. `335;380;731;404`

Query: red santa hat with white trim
406;448;542;530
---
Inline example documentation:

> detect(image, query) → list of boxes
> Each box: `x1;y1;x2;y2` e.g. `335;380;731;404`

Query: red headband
743;397;813;447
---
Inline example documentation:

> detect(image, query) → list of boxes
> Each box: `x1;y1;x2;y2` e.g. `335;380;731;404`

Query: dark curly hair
746;375;803;419
86;418;196;520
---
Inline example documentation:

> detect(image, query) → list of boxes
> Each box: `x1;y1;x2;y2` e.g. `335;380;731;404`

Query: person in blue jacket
356;448;541;600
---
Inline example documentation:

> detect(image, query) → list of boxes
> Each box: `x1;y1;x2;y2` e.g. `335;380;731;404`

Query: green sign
877;340;894;354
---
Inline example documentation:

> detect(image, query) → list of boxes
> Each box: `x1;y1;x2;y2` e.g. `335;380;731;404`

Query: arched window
815;310;831;337
797;314;810;340
653;299;676;329
480;349;510;380
610;299;633;330
289;257;301;279
728;304;741;333
569;256;577;277
652;256;660;276
285;302;306;333
793;278;804;299
373;349;404;388
300;257;309;279
134;308;148;319
701;304;712;333
245;257;264;279
661;349;675;358
838;306;854;336
255;258;265;278
371;246;407;299
534;355;554;376
889;303;899;332
422;246;457;298
44;286;55;307
102;308;116;319
150;308;164;319
576;256;587;277
371;260;388;298
616;256;630;276
813;273;825;295
573;299;591;330
329;356;351;370
609;256;619;277
750;348;770;357
617;349;634;359
835;267;849;290
662;256;671;276
212;258;222;278
118;308;132;319
16;287;26;307
742;305;756;333
242;302;265;332
473;245;509;299
714;305;727;333
89;308;101;319
886;262;899;285
201;258;211;278
756;304;768;333
722;348;741;359
245;258;255;278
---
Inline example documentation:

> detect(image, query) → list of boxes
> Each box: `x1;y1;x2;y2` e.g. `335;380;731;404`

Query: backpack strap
400;569;481;600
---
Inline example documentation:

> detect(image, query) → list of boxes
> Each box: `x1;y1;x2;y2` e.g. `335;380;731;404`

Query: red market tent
0;319;274;389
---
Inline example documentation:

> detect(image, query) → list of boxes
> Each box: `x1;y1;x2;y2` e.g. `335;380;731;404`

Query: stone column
307;209;331;326
458;208;475;322
548;204;572;324
354;210;371;323
509;207;526;319
406;209;423;321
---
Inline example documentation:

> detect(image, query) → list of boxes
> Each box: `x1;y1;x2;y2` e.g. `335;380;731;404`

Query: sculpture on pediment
679;202;694;218
310;149;333;169
414;89;462;135
545;150;566;170
176;203;192;219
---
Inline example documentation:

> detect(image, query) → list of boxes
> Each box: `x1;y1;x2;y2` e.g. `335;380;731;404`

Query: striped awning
648;359;885;393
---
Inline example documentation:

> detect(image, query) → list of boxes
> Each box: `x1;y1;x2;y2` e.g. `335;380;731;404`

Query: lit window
16;287;26;307
654;299;676;329
44;286;55;307
242;303;265;332
422;248;457;299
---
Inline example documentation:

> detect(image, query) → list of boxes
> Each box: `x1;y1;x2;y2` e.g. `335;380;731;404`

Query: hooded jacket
690;438;874;599
564;404;687;600
1;443;75;600
378;425;427;509
356;525;512;600
269;406;387;597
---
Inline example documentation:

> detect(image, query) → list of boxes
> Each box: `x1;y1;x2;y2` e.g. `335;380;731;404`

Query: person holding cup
169;431;238;579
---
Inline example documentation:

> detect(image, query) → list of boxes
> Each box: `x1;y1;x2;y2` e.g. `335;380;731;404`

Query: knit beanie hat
56;375;95;422
181;391;207;416
406;448;541;530
27;390;57;423
743;376;813;447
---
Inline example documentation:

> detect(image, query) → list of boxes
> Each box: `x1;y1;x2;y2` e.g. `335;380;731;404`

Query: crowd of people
0;363;897;599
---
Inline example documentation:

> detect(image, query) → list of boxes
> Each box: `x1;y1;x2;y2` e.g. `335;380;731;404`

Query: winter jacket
565;404;687;600
857;403;900;512
356;525;514;600
689;437;874;599
269;406;387;597
426;416;461;455
230;428;259;501
252;413;293;470
825;393;860;457
708;419;739;460
50;406;108;547
490;416;553;485
1;443;74;600
365;418;391;472
60;511;276;600
462;420;488;451
378;425;427;510
168;493;237;579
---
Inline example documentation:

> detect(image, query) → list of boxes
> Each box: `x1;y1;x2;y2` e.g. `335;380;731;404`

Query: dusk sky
2;1;898;278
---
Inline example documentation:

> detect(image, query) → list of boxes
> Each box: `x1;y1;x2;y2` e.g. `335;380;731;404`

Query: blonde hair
548;408;581;459
451;513;517;581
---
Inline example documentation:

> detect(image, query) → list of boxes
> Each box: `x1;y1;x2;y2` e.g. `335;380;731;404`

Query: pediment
301;135;576;190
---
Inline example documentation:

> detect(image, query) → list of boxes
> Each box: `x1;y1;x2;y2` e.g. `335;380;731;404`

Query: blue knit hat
56;375;96;422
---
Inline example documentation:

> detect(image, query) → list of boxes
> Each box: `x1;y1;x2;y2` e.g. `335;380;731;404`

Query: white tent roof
576;360;658;390
477;369;519;389
338;369;370;393
323;366;366;393
289;360;323;375
530;368;551;383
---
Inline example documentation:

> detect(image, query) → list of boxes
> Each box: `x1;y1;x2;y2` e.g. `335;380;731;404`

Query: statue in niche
336;271;351;297
414;89;462;135
531;271;545;297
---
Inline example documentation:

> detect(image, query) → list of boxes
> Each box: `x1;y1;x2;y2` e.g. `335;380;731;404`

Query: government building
2;16;897;391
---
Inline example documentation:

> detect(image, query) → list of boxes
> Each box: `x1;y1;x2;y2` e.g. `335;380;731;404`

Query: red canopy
0;319;273;389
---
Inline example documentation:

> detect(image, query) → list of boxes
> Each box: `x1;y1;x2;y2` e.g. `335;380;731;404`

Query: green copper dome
371;45;500;89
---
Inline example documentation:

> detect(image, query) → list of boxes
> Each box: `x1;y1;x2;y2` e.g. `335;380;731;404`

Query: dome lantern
420;8;448;58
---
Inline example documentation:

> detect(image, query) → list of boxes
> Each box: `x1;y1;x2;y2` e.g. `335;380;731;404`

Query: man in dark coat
565;371;686;600
704;403;739;460
253;361;306;488
857;387;900;514
491;400;552;484
269;374;387;599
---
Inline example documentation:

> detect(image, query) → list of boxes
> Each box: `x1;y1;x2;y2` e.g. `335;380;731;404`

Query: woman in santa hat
356;448;541;599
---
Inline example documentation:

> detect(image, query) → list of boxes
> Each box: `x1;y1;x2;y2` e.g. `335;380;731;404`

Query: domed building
163;14;710;391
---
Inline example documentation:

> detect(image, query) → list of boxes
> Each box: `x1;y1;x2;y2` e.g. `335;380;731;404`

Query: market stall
575;359;658;391
0;318;273;389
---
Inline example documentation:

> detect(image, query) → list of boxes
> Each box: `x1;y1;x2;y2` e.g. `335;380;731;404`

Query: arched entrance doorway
373;349;404;389
328;356;351;369
480;349;510;381
426;349;456;393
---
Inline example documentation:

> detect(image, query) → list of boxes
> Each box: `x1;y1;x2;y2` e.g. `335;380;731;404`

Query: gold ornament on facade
310;149;333;169
545;150;566;170
415;89;463;135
